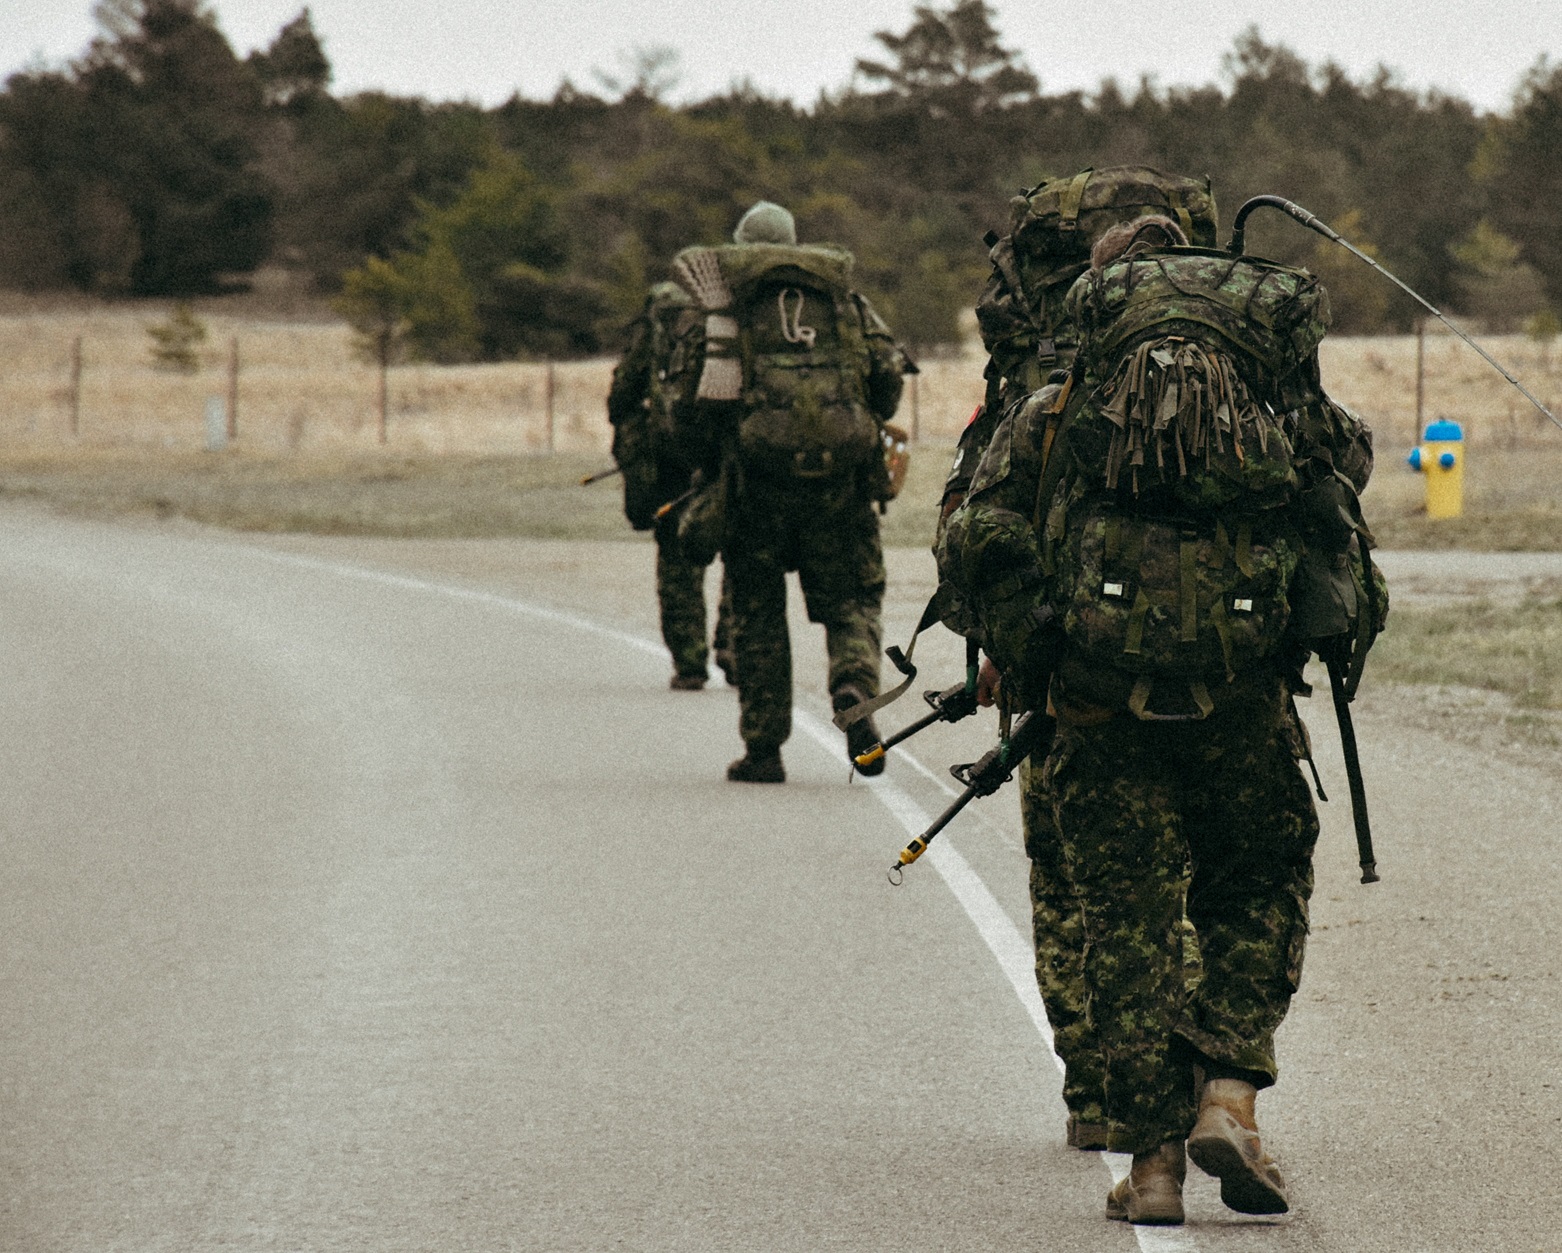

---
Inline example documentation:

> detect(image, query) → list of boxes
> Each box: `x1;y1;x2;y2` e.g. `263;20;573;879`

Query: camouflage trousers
1020;755;1104;1127
655;519;732;680
1042;680;1318;1153
724;484;884;749
1023;755;1203;1138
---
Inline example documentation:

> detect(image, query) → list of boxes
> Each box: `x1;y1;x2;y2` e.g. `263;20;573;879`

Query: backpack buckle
792;448;835;478
1128;677;1215;721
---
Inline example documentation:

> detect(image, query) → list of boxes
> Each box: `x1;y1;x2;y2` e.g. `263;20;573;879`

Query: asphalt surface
2;508;1559;1251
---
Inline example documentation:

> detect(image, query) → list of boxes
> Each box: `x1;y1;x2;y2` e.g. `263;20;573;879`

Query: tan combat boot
1186;1077;1289;1214
1105;1140;1186;1225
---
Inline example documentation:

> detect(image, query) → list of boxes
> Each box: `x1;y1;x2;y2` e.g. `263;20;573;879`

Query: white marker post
204;397;228;451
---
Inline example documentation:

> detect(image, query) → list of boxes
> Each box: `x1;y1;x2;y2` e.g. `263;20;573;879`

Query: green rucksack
936;169;1218;643
1039;245;1357;718
671;242;883;483
974;166;1219;413
607;281;699;529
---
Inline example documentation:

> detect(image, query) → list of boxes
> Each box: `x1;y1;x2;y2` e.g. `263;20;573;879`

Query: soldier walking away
942;213;1387;1224
607;281;735;690
935;167;1220;1151
668;201;911;782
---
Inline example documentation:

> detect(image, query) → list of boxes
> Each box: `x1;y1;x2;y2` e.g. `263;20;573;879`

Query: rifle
579;465;621;486
888;707;1055;885
853;639;983;773
653;482;699;522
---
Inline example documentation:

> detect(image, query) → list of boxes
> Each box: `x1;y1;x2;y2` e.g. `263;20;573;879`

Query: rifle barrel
889;786;977;881
875;705;944;755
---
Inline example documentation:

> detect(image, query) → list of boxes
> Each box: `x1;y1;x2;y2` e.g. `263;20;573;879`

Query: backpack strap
1179;536;1199;643
831;592;945;730
1056;168;1094;233
1168;190;1195;243
1343;534;1380;698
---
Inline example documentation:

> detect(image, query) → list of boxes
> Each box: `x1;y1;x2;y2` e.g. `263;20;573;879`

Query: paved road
2;509;1559;1251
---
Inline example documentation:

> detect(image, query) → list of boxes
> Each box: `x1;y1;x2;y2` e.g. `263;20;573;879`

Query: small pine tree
147;302;208;373
1525;308;1560;371
333;256;413;443
1449;221;1547;331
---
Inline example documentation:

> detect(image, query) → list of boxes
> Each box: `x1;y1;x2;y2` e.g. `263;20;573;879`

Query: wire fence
0;308;1557;456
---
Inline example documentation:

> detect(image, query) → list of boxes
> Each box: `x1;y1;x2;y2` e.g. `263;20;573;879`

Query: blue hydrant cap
1424;419;1464;441
1438;451;1457;468
1407;448;1424;470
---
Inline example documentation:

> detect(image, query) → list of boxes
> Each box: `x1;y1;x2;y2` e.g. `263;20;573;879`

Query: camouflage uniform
721;286;907;752
944;240;1381;1156
940;172;1220;1139
653;511;732;682
1043;681;1317;1151
608;282;733;684
938;388;1117;1137
668;205;909;760
1017;757;1105;1128
726;480;887;748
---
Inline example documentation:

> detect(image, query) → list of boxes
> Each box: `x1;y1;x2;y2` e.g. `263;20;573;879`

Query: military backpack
974;165;1219;414
937;168;1219;643
607;281;699;529
1038;245;1382;718
671;242;885;485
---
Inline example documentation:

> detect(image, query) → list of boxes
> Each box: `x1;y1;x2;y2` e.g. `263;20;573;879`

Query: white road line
249;549;668;657
251;548;1201;1249
796;712;1201;1253
795;710;1057;1059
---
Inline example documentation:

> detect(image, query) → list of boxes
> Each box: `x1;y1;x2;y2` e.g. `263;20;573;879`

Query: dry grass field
1;297;1558;723
0;297;1558;552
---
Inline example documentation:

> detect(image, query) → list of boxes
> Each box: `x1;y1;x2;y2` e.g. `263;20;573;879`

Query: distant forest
2;0;1559;359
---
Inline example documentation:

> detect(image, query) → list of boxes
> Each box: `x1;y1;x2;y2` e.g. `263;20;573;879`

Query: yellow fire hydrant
1407;419;1464;519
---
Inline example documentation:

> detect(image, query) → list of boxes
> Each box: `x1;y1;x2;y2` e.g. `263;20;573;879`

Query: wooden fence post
545;360;556;453
226;336;239;440
1414;318;1426;440
377;331;390;445
69;336;83;437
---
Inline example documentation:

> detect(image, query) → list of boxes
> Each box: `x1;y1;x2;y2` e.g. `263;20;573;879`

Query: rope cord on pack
778;289;817;348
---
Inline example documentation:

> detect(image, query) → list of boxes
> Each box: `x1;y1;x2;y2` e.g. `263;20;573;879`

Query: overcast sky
3;0;1556;114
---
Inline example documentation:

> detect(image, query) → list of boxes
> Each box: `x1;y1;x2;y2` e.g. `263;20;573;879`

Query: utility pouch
1052;499;1300;716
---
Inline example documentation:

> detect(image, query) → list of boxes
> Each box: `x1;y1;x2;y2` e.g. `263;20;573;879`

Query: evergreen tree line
2;0;1559;361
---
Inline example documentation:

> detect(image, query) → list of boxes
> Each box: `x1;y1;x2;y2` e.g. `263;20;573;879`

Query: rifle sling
1327;655;1378;882
832;590;946;730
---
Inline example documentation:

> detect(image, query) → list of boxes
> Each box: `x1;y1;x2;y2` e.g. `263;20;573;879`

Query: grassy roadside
3;443;1558;723
0;448;644;540
3;435;1557;549
1369;595;1562;714
0;445;950;547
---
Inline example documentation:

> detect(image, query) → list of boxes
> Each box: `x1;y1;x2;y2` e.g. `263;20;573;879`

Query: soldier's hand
976;656;1002;707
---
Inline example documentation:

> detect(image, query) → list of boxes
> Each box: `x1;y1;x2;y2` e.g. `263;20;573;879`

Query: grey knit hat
733;200;797;245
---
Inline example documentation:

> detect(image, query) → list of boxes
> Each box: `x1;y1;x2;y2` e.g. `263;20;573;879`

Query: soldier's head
1090;214;1188;270
733;201;797;245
